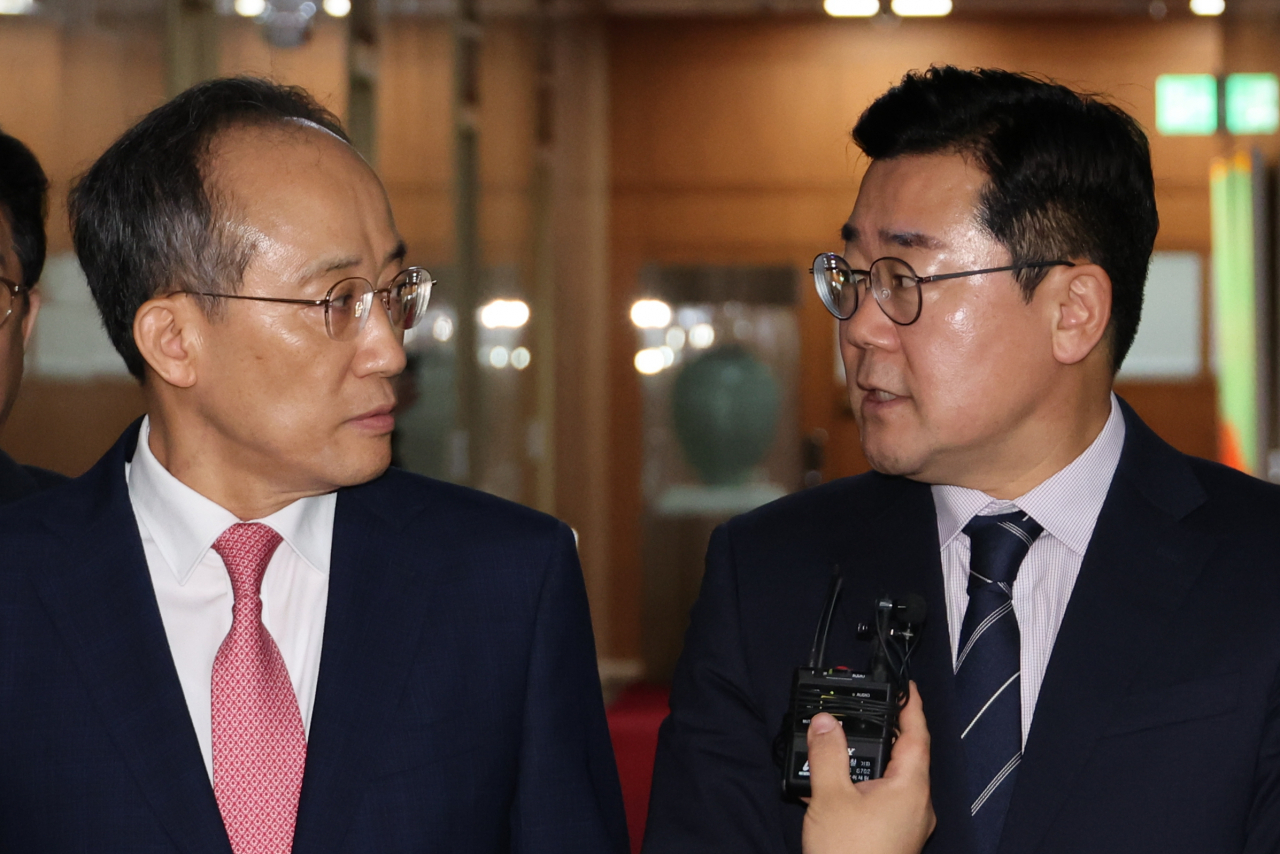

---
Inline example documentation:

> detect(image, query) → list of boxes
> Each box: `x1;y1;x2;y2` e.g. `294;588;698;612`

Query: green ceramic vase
671;345;780;486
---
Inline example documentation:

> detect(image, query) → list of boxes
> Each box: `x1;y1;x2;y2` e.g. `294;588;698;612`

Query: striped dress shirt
932;393;1125;747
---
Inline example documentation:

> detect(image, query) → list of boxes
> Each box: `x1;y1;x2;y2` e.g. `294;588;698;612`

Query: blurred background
1;0;1278;703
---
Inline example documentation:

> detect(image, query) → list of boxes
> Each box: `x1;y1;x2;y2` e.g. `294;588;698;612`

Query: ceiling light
234;0;266;16
634;348;666;375
1189;0;1224;13
0;0;35;14
323;0;350;16
823;0;878;16
891;0;951;15
688;322;715;349
630;299;672;329
479;299;530;329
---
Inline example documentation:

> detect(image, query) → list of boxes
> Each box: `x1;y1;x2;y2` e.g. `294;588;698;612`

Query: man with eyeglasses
0;78;626;853
645;67;1280;854
0;128;66;503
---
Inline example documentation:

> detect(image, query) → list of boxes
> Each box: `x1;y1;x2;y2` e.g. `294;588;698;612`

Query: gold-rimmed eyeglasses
810;253;1075;326
187;266;434;341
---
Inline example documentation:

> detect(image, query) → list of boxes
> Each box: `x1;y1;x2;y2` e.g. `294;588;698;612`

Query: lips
349;404;396;433
857;379;905;401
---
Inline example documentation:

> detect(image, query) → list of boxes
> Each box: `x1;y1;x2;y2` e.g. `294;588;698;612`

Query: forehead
846;152;988;252
206;123;399;270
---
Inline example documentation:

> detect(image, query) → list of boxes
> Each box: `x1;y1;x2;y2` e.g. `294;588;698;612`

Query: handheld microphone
775;566;925;798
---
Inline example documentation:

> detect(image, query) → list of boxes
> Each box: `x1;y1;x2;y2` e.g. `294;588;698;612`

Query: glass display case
635;264;801;679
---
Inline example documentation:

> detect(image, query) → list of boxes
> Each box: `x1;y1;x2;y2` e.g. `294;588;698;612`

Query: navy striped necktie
956;510;1043;854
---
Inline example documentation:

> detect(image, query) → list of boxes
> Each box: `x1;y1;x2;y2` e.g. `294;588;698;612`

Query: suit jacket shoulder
0;447;67;505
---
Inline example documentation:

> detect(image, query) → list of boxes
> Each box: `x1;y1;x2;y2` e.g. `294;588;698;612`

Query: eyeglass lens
324;269;432;342
812;254;922;325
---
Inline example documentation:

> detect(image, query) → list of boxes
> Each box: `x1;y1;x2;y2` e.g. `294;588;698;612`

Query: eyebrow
299;239;408;282
839;223;945;252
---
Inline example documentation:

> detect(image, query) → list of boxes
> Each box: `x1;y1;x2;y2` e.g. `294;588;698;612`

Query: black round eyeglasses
810;253;1075;326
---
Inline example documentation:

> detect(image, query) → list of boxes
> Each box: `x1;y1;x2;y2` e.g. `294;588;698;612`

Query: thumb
806;713;856;797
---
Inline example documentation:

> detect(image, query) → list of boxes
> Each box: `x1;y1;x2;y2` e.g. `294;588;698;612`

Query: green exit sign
1156;74;1218;135
1226;73;1280;135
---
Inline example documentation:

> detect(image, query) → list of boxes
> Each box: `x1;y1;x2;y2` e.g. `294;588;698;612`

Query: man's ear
1048;263;1112;367
19;288;40;350
133;293;205;389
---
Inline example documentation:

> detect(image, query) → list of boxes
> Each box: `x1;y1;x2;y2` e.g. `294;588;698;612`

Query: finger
883;681;931;781
806;712;857;797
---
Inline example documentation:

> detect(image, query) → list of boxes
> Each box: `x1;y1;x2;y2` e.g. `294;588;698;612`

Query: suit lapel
28;424;231;854
291;481;438;854
998;405;1212;854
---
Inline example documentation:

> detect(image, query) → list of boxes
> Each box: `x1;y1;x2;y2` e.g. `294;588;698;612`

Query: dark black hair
853;66;1158;372
69;76;349;379
0;127;49;292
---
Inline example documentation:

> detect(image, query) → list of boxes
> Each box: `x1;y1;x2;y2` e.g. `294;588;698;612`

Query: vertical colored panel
1209;152;1259;473
1156;74;1218;135
1225;73;1280;135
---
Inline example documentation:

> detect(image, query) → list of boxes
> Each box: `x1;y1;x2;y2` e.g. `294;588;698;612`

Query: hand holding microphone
802;681;936;854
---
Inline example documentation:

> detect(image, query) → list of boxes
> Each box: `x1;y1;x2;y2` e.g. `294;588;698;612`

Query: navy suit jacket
0;422;628;853
0;447;66;505
644;401;1280;854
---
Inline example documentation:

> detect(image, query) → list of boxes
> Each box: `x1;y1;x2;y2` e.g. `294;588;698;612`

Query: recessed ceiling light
891;0;951;15
1190;0;1225;15
824;0;878;15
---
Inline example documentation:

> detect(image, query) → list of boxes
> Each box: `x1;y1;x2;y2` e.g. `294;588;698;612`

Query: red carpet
607;683;670;853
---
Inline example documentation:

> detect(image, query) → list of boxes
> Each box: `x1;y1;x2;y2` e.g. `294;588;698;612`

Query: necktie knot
212;523;283;600
962;510;1043;590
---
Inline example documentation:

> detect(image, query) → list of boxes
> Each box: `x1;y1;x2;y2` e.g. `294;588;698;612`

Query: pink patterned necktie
211;523;307;854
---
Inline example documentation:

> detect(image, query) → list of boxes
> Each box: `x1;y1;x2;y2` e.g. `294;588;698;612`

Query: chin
861;442;922;479
327;441;393;488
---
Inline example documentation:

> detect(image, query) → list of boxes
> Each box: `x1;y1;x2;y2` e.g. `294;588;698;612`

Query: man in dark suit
0;78;626;853
644;67;1280;854
0;127;66;502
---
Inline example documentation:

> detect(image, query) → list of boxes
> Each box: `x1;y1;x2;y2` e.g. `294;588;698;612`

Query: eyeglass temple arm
186;292;328;307
915;260;1076;285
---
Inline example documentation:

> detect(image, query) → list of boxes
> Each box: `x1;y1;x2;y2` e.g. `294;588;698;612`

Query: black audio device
775;565;926;798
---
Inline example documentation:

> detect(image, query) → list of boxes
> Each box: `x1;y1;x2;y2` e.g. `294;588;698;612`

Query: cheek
909;298;1048;424
909;304;983;393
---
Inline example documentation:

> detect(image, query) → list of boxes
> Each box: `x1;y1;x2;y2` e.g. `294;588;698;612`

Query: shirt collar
126;416;336;584
932;393;1126;555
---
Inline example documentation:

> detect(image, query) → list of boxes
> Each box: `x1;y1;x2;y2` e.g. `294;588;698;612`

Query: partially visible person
803;683;935;854
0;127;65;503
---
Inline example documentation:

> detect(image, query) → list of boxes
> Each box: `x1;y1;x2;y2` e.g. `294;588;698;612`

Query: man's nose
356;297;408;377
842;281;898;352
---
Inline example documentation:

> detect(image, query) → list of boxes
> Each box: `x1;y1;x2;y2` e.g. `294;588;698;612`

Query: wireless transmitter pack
776;565;926;799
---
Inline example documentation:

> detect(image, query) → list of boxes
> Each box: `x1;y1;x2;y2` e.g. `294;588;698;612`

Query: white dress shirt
126;416;335;781
931;394;1125;747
